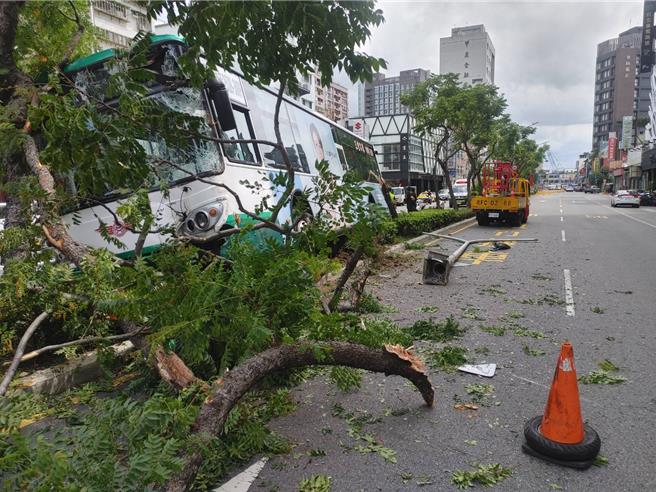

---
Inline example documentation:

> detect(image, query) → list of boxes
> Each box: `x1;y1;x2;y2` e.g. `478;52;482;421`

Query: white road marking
563;269;575;316
559;209;563;214
561;230;566;242
213;458;268;492
560;216;563;222
608;206;656;230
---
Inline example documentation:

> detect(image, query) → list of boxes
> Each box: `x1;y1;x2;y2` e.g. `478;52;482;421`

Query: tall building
359;69;431;117
90;1;152;49
313;75;348;123
439;25;495;85
592;27;642;153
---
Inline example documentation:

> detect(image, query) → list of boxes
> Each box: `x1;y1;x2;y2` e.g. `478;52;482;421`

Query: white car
611;190;640;208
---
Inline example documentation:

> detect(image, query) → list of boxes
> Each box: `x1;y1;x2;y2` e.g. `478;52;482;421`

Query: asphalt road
235;192;656;492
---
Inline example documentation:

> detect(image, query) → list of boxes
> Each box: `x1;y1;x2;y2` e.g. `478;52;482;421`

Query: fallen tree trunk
164;341;433;492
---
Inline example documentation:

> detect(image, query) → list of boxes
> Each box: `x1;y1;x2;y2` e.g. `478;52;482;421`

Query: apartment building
90;1;152;49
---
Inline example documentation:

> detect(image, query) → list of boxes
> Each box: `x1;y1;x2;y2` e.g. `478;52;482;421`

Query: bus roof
63;34;186;74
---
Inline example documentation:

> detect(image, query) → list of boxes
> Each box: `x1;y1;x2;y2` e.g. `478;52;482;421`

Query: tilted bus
60;35;387;257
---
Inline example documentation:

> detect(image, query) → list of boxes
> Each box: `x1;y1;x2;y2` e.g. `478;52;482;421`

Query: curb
387;216;476;253
13;341;135;395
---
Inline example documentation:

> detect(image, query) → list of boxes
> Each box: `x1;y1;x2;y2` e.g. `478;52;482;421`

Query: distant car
574;185;583;192
564;185;574;192
438;188;450;201
638;191;656;206
585;186;600;194
611;190;640;208
390;186;405;206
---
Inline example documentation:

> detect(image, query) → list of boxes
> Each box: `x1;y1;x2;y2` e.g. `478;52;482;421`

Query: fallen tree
165;342;433;492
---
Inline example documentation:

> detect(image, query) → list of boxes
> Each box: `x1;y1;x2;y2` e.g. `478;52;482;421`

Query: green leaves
150;1;387;92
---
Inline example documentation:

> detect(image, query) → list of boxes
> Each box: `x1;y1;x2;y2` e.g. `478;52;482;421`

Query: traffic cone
522;342;601;469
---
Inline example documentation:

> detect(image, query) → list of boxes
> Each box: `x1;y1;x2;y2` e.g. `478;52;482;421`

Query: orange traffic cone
522;342;601;469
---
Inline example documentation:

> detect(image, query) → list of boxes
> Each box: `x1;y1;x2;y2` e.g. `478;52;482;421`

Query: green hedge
394;208;474;237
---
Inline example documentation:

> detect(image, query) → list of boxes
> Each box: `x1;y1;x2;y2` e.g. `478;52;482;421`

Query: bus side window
222;106;259;165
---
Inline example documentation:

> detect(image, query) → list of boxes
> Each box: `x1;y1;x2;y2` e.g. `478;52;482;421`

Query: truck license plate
488;212;500;218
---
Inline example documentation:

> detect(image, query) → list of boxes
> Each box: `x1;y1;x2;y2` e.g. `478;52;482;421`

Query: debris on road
458;363;497;377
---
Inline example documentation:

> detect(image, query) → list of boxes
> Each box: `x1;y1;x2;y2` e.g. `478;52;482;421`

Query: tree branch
0;311;50;396
164;341;433;492
58;1;85;68
328;246;364;311
3;325;147;367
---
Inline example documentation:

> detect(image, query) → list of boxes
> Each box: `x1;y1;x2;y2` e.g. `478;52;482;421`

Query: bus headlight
182;201;225;236
194;211;210;230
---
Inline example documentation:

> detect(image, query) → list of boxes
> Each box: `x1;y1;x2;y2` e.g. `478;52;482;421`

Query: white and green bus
60;35;387;257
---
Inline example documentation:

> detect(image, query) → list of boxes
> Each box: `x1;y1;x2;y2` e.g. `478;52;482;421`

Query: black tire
511;212;522;227
476;213;489;226
521;208;528;224
524;415;600;461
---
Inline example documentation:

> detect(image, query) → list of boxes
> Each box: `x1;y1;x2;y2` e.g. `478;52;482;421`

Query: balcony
93;0;128;20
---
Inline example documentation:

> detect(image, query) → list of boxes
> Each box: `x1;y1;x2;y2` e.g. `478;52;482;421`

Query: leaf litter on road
451;464;512;489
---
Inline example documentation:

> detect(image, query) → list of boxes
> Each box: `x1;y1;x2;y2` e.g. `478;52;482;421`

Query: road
223;192;656;492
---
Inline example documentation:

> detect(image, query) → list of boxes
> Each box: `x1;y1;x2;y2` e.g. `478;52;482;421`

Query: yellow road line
451;221;477;235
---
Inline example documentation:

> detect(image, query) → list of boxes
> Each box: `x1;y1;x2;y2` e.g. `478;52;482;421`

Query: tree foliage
148;1;387;93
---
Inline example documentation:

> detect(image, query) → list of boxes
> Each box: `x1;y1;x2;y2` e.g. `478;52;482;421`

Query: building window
132;10;150;30
464;72;469;78
93;0;128;20
97;27;131;48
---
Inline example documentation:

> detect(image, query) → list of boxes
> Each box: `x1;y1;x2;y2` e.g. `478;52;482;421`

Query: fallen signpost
422;233;538;285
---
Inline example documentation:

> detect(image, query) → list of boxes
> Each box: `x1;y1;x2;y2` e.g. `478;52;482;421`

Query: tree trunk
328;246;364;311
164;341;433;492
119;321;200;391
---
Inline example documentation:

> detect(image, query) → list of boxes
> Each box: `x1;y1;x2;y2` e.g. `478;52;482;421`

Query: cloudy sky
336;1;644;170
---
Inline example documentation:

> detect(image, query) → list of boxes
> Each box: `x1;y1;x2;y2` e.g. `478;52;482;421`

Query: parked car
638;191;656;206
574;185;583;192
584;186;600;194
390;186;405;206
564;185;574;192
438;188;450;201
611;190;640;208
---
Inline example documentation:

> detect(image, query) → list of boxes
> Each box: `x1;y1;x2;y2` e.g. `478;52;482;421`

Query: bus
60;35;387;257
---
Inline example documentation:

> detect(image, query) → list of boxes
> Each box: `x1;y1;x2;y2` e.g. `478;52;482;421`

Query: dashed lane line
563;269;575;317
561;230;566;242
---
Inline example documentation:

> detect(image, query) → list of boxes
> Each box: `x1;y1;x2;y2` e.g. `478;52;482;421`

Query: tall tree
401;73;463;209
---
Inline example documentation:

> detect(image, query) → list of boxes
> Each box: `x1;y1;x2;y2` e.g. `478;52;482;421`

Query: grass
417;305;439;313
507;310;524;319
480;325;506;336
593;455;609;467
523;346;546;356
429;346;467;372
578;370;626;385
531;273;552;281
591;306;605;314
451;464;512;489
407;316;464;342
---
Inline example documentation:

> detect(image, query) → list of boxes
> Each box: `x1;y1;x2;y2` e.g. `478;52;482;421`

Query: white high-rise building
439;25;495;85
90;1;152;49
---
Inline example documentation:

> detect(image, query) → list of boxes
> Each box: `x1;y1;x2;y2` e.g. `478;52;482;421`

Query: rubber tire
511;212;522;227
521;207;528;224
476;213;489;226
524;415;601;461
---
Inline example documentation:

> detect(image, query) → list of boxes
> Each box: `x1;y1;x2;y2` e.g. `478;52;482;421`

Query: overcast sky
336;1;644;170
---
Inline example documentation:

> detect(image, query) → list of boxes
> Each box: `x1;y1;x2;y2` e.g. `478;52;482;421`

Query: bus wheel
476;213;489;226
521;206;529;224
512;212;522;227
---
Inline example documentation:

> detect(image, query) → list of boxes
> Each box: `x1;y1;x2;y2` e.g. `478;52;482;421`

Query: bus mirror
206;79;237;132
